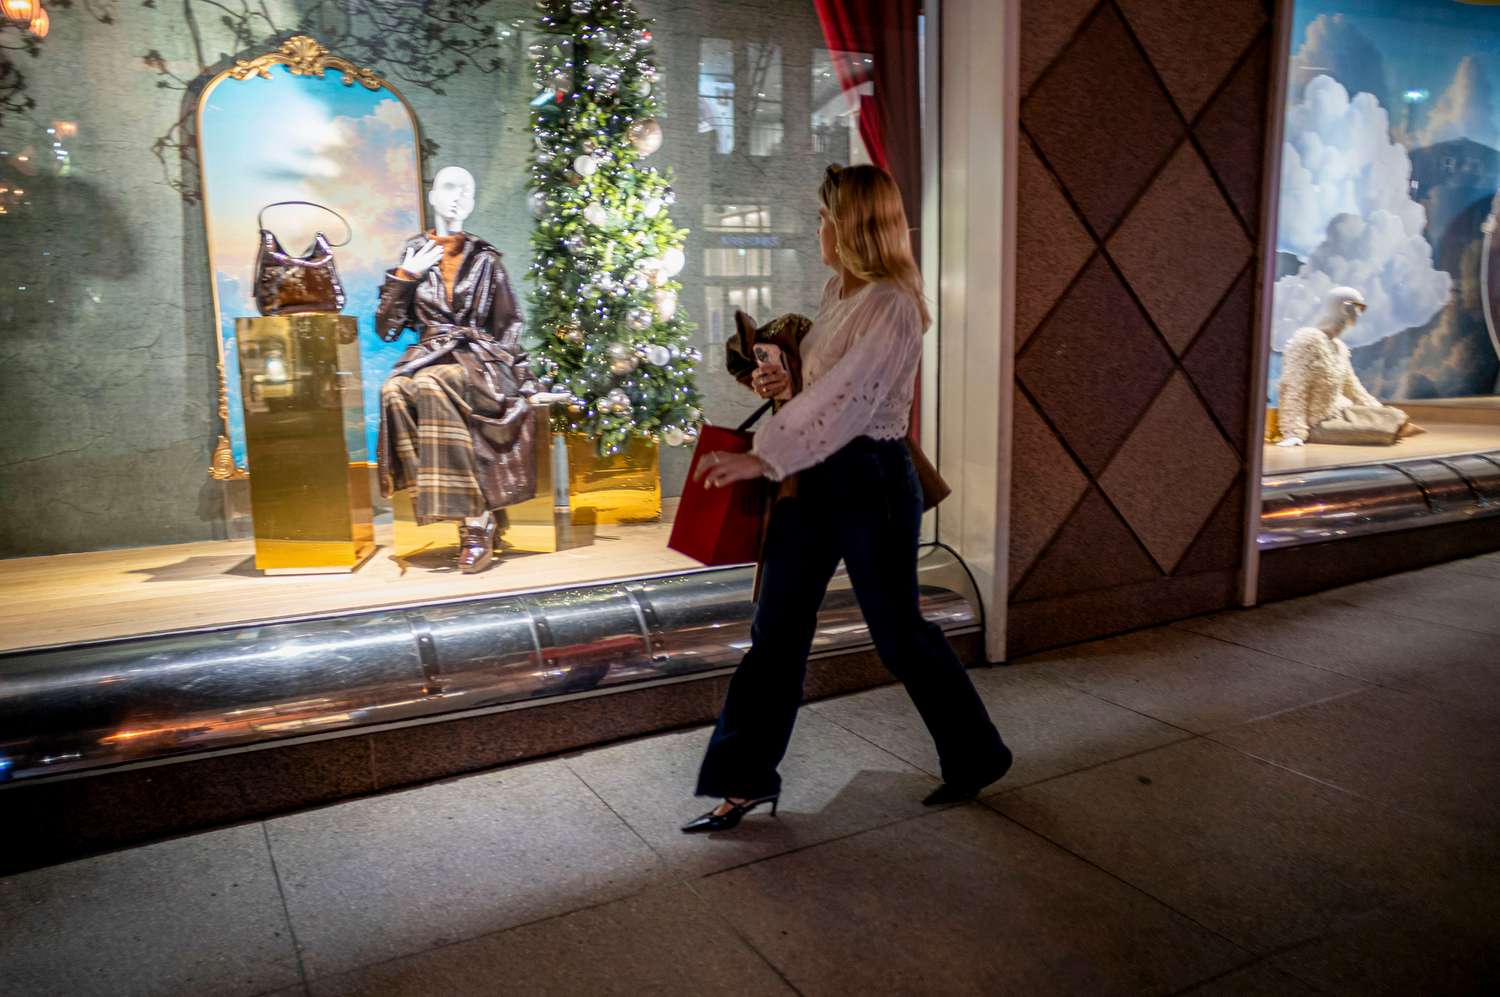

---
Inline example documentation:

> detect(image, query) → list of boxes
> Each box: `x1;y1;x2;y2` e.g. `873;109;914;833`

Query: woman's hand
694;451;768;489
751;366;790;400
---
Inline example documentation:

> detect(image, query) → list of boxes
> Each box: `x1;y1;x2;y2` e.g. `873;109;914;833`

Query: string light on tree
528;0;701;453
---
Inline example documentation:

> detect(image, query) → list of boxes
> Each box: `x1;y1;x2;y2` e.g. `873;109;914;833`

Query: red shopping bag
669;417;772;566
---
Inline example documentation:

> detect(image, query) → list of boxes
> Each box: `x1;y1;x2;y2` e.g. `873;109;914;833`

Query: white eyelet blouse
751;275;923;481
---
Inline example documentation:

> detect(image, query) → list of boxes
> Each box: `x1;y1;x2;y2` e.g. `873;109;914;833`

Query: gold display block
565;433;661;524
392;407;565;556
1265;406;1281;443
235;314;374;573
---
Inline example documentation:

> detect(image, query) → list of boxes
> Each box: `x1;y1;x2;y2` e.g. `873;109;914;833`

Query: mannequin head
428;166;476;234
1317;285;1367;338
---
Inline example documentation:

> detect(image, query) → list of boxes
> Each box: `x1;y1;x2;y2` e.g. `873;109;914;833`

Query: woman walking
683;164;1012;833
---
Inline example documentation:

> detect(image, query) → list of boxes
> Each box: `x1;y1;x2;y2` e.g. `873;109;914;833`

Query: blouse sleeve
751;286;921;480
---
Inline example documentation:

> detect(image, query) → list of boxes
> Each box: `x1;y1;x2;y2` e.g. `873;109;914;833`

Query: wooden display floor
1262;420;1500;474
0;504;696;654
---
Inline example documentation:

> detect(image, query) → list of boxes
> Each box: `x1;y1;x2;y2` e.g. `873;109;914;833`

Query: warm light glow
52;120;77;138
27;4;47;37
2;0;34;24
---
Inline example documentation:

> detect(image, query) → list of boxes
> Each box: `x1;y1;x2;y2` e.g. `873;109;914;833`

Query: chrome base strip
0;546;978;783
1260;450;1500;548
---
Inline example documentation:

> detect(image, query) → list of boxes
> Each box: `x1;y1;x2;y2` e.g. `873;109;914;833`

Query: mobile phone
752;343;792;400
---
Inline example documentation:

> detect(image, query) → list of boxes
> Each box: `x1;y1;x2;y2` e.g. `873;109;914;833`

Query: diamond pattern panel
1174;481;1246;576
1019;0;1103;98
1183;265;1256;454
1009;392;1090;589
1022;3;1184;236
1100;373;1242;573
1117;0;1267;121
1018;255;1175;476
1107;143;1253;355
1195;34;1271;231
1013;488;1162;602
1008;0;1271;638
1016;138;1097;349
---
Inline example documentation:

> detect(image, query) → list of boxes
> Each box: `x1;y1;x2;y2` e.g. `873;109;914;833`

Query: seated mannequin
1276;286;1420;448
376;166;564;573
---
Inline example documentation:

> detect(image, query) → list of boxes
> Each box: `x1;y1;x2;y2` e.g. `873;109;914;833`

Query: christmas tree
527;0;703;456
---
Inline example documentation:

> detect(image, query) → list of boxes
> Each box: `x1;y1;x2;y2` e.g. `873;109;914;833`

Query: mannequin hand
400;240;444;277
694;451;767;489
751;365;791;401
529;392;570;404
1277;436;1305;448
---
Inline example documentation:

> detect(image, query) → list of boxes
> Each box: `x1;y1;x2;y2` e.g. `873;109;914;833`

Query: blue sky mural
1271;0;1500;401
200;64;423;467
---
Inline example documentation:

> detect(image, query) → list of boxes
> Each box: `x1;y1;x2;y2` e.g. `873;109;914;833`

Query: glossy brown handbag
253;201;351;316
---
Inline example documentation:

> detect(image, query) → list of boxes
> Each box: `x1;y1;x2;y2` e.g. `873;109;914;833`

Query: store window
0;0;933;651
1261;0;1500;545
697;37;735;154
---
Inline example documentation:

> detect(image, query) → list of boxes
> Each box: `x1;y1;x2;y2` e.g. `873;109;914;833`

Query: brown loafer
457;518;497;574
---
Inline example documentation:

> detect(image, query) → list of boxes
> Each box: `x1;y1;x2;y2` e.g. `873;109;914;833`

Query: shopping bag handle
736;400;773;433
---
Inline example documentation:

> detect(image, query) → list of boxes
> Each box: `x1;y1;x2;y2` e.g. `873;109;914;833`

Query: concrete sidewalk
3;552;1498;996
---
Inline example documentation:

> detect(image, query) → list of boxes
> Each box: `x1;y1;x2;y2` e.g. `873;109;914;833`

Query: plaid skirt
378;361;537;524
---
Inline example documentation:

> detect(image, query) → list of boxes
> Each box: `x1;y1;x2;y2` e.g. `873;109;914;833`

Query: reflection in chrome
0;546;979;783
1260;451;1500;547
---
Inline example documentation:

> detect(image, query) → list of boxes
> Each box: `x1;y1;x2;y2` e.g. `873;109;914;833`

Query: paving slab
307;884;793;997
696;806;1246;996
1443;551;1500;581
266;758;663;979
1178;596;1500;715
0;823;300;997
1210;685;1500;833
1021;627;1366;733
992;738;1477;952
565;709;937;878
1177;962;1319;996
1272;893;1500;997
1330;564;1500;637
809;664;1188;791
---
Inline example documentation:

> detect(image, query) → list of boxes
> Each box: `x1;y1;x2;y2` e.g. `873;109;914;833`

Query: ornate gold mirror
197;36;424;478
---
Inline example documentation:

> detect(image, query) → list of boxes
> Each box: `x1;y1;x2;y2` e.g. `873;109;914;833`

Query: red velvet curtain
813;0;924;236
814;0;927;441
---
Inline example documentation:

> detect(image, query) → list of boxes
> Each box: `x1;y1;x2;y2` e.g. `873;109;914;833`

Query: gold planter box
392;407;566;557
565;433;661;525
235;314;374;573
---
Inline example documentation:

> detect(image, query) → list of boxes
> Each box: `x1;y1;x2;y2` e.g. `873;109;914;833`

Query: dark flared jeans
695;436;1009;799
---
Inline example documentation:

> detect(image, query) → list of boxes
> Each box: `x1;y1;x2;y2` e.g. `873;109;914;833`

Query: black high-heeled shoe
680;795;779;834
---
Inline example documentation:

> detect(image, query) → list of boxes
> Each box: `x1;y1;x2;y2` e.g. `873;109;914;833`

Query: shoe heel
769;796;779;817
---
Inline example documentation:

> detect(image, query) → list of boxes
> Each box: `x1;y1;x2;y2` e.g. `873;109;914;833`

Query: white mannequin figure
379;165;566;553
402;166;568;410
1276;285;1413;447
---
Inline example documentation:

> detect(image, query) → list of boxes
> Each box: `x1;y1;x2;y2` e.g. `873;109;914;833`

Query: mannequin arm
487;261;539;397
376;267;420;343
1342;363;1383;409
1277;336;1316;442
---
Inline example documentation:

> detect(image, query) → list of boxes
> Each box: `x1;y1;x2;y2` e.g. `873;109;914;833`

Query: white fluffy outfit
1276;328;1388;440
1276;288;1409;446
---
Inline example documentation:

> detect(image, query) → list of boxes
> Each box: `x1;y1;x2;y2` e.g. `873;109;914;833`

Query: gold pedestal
393;407;566;557
1265;406;1281;444
565;433;661;524
235;314;374;573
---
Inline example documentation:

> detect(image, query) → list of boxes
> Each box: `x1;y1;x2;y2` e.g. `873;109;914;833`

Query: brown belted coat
375;234;541;512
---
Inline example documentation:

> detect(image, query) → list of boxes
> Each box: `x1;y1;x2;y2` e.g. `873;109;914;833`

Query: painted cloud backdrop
201;66;422;466
1273;75;1451;350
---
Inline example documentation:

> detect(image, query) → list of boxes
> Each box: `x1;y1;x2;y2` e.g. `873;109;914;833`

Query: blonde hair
818;164;931;330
